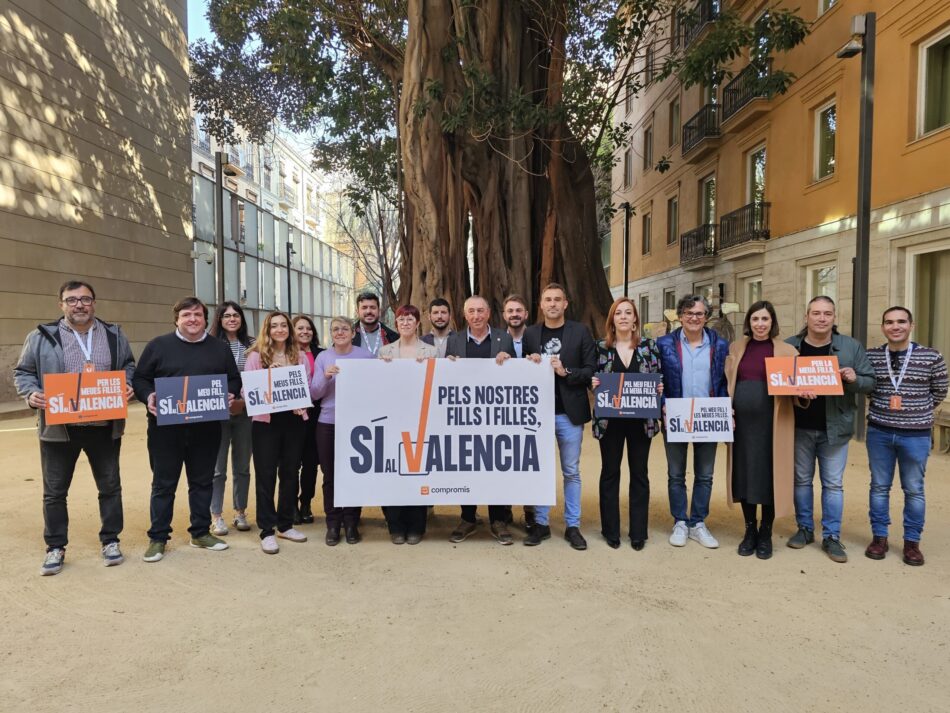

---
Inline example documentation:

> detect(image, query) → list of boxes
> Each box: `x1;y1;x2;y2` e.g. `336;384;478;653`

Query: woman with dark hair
245;311;311;554
292;315;324;524
378;305;438;544
590;297;663;550
725;300;797;559
209;301;255;535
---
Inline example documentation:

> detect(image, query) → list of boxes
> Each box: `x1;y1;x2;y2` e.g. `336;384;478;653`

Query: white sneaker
277;527;307;543
261;535;279;554
688;522;720;549
211;517;229;536
233;513;251;531
669;520;689;547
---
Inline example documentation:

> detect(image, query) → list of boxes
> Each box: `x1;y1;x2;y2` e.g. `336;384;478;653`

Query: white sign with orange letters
664;397;734;443
334;359;556;506
242;365;312;416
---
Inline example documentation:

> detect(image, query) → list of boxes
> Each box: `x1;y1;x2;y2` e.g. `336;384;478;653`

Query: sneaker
688;523;719;549
787;527;815;549
490;520;514;545
822;536;848;563
277;527;307;543
449;520;477;543
669;520;689;547
211;517;229;536
564;526;587;551
41;547;65;576
143;541;165;562
406;532;423;545
391;532;406;545
190;534;229;551
233;513;251;531
523;523;551;546
101;541;124;567
261;535;279;554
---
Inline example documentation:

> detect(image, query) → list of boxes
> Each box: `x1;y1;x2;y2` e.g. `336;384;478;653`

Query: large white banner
334;358;556;506
664;397;734;442
243;365;312;416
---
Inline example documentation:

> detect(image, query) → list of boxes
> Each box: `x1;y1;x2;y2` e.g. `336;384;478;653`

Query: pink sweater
243;350;311;423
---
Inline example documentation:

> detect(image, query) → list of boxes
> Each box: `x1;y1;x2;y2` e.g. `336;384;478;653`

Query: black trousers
253;412;307;538
146;420;221;542
599;418;652;542
461;504;512;524
383;506;428;536
297;408;320;509
316;422;361;529
40;426;123;549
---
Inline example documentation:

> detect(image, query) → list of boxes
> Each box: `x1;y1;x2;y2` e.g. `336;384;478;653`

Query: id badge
889;394;902;411
83;361;95;373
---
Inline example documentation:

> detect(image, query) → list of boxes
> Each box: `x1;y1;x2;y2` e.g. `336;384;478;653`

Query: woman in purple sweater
309;316;373;546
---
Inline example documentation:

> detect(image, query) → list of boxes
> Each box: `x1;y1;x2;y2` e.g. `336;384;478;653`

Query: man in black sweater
132;297;242;563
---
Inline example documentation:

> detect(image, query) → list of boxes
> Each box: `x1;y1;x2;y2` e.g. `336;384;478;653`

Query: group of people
14;280;947;576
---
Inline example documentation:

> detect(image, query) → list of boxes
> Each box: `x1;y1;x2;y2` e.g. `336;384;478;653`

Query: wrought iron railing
682;104;720;154
680;0;720;48
722;63;771;122
680;224;716;263
719;202;770;249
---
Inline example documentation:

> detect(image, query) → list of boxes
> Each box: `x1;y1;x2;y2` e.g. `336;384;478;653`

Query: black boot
738;521;758;556
756;523;773;560
299;502;314;524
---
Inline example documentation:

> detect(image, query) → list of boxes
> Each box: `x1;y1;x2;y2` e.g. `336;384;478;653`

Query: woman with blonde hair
591;298;663;550
245;311;311;554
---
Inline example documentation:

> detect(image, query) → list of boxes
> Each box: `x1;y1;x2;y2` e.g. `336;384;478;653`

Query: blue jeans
535;414;583;528
664;439;717;527
793;429;849;538
866;426;930;542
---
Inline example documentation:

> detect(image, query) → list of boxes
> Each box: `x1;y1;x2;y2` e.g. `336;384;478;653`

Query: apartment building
190;117;356;340
611;0;949;366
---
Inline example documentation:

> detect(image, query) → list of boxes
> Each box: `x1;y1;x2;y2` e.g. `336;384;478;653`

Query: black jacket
523;320;597;425
352;322;398;349
444;328;515;359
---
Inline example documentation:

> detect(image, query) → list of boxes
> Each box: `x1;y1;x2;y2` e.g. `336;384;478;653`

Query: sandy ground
1;403;948;713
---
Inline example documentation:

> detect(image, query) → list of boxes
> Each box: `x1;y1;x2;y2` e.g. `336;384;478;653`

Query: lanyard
361;325;381;355
71;325;95;364
885;342;913;393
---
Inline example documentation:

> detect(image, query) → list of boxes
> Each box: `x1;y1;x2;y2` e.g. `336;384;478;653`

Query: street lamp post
214;151;227;307
837;12;875;440
286;240;296;316
620;202;632;298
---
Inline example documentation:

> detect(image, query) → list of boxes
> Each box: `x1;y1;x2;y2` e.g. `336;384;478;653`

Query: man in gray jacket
13;281;135;576
785;296;874;563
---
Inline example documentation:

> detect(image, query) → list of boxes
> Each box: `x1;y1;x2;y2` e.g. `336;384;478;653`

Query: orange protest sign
43;371;128;424
765;356;843;396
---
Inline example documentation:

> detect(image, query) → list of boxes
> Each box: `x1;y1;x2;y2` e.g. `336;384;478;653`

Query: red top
737;338;774;383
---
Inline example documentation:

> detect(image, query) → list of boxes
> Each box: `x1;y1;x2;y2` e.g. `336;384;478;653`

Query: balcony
681;104;720;162
679;0;720;48
718;202;770;257
278;183;296;210
680;224;716;269
721;63;771;131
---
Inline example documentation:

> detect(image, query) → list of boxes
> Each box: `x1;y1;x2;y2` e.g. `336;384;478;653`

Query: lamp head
836;37;863;59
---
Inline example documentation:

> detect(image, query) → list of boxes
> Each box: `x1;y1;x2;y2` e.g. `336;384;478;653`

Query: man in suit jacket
444;295;516;545
523;283;597;550
421;297;455;358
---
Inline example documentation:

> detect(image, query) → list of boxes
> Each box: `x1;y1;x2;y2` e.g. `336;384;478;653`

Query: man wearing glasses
14;281;136;576
656;295;730;549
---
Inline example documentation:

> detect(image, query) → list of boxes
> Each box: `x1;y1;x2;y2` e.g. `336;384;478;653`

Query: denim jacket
591;338;662;440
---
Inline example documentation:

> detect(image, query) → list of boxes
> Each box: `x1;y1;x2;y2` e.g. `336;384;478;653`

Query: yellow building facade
611;0;950;363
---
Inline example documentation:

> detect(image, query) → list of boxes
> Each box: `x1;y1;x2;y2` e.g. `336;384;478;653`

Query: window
646;44;656;83
668;98;680;147
666;196;679;245
742;276;763;308
694;283;714;306
919;28;950;136
747;144;766;203
642;213;652;255
700;175;716;225
639;294;651;324
914;248;950;364
806;263;837;308
623;148;633;188
819;0;837;14
664;289;677;313
814;101;837;180
643;125;654;170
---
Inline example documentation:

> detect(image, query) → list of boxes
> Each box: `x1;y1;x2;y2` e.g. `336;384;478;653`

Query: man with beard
503;294;528;359
351;292;397;357
421;298;454;358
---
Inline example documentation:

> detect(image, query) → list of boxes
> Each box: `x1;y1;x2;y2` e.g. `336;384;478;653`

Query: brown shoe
865;536;888;560
490;520;514;545
902;540;925;566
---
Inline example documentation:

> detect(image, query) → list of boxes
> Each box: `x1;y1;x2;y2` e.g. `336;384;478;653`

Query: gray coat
785;331;875;446
13;319;136;442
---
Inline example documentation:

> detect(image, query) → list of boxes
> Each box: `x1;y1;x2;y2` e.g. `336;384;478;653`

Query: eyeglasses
682;311;706;319
63;296;94;306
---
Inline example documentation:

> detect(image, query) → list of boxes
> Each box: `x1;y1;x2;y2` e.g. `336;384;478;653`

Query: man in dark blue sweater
132;297;242;563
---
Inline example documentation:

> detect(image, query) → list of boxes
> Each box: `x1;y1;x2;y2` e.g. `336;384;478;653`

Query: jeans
39;426;123;549
146;420;221;542
211;412;252;515
600;419;651;541
535;414;583;528
664;439;717;527
866;426;930;542
793;428;849;538
253;412;306;539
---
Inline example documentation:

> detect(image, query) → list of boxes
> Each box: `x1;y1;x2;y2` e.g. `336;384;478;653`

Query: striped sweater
867;342;948;432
